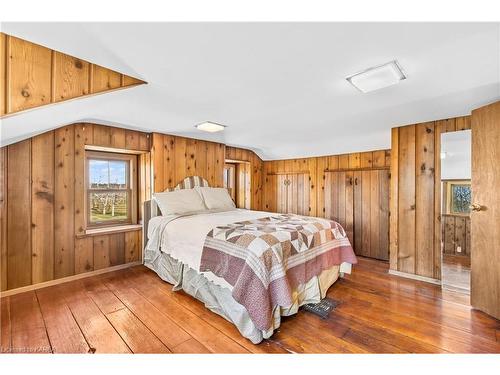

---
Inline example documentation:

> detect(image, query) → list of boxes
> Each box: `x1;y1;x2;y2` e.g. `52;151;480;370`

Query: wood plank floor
1;257;499;353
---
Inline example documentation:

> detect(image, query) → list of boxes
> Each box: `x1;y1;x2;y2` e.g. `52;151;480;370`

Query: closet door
287;173;310;215
276;174;288;214
325;171;354;244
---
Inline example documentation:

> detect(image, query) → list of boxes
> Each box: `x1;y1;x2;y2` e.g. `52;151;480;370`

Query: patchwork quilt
200;214;357;330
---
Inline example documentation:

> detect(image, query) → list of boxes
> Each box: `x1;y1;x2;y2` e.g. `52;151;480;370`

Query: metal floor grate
302;298;340;319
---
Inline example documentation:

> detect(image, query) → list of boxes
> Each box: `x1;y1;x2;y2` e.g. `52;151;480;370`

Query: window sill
78;224;142;238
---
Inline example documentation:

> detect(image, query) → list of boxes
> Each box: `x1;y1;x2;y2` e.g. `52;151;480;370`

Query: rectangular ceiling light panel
195;121;226;132
346;60;406;93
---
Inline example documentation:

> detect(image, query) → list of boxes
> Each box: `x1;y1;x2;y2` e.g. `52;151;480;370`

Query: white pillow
153;188;207;216
196;187;236;211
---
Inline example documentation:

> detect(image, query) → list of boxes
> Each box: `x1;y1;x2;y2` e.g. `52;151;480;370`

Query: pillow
196;187;236;211
153;188;207;216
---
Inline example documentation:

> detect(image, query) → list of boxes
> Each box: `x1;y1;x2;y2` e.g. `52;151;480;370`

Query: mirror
440;130;471;294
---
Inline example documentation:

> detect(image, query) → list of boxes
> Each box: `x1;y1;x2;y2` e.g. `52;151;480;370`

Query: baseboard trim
388;269;441;285
0;261;142;298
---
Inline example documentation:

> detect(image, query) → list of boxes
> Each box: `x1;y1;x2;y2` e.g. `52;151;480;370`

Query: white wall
441;130;471;180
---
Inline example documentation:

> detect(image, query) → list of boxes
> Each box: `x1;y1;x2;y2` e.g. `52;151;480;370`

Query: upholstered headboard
143;176;210;248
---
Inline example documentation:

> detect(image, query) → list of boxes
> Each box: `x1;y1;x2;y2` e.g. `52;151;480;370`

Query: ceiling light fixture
346;60;406;93
195;121;226;133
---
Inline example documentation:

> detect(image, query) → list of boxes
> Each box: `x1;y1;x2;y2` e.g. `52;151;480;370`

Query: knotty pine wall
262;150;391;218
389;115;471;280
0;123;150;291
0;33;145;117
151;133;226;192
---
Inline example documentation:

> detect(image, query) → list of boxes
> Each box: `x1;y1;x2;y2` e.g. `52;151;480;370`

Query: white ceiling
1;22;499;159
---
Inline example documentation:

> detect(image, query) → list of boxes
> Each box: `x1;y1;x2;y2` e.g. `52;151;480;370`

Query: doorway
440;130;471;294
224;161;251;209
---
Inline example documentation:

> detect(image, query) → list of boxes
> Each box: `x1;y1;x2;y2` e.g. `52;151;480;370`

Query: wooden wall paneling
384;150;391;167
337;172;347;231
173;136;187;187
91;65;121;94
397;125;416;274
443;215;455;254
0;147;7;290
125;230;141;263
53;52;90;102
288;174;299;214
139;132;150;152
74;123;93;237
54;126;75;278
433;121;444;279
360;152;373;169
31;131;55;284
360;170;371;258
339;155;349;170
277;174;287;214
6;35;52;113
307;158;317;216
7;139;32;289
185;138;197;178
92;124;112;147
264;173;277;212
125;130;140;150
344;171;354;244
75;237;94;274
455;116;471;131
353;170;362;254
327;155;339;171
369;170;380;259
108;233;125;266
215;143;225;187
110;127;126;149
378;169;390;261
372;150;386;168
122;75;143;87
454;217;467;254
1;33;6;115
415;122;435;278
195;140;208;178
348;153;360;169
2;34;145;116
151;133;165;193
163;135;175;188
316;157;327;218
93;235;110;270
206;142;216;187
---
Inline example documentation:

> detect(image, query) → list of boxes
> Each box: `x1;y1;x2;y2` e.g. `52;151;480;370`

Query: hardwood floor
1;257;499;353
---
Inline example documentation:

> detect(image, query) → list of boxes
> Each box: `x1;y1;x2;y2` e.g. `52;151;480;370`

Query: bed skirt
144;247;340;344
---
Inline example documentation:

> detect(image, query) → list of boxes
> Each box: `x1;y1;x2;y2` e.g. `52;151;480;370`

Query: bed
143;176;357;344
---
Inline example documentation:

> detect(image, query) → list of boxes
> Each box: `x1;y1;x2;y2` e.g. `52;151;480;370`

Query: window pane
89;159;127;189
90;191;129;223
451;184;471;214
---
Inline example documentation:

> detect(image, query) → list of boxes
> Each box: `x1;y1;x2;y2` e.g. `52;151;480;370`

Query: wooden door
325;171;354;244
223;164;236;202
286;173;310;215
277;174;288;214
264;174;277;212
471;101;500;319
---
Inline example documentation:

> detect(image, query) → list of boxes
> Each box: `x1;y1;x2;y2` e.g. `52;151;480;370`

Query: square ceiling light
346;60;406;93
195;121;226;133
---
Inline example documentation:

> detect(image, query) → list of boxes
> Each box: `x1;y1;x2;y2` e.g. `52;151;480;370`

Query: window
86;151;137;228
443;180;471;215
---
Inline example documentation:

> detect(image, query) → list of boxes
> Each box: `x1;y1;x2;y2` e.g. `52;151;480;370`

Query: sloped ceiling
0;22;499;159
